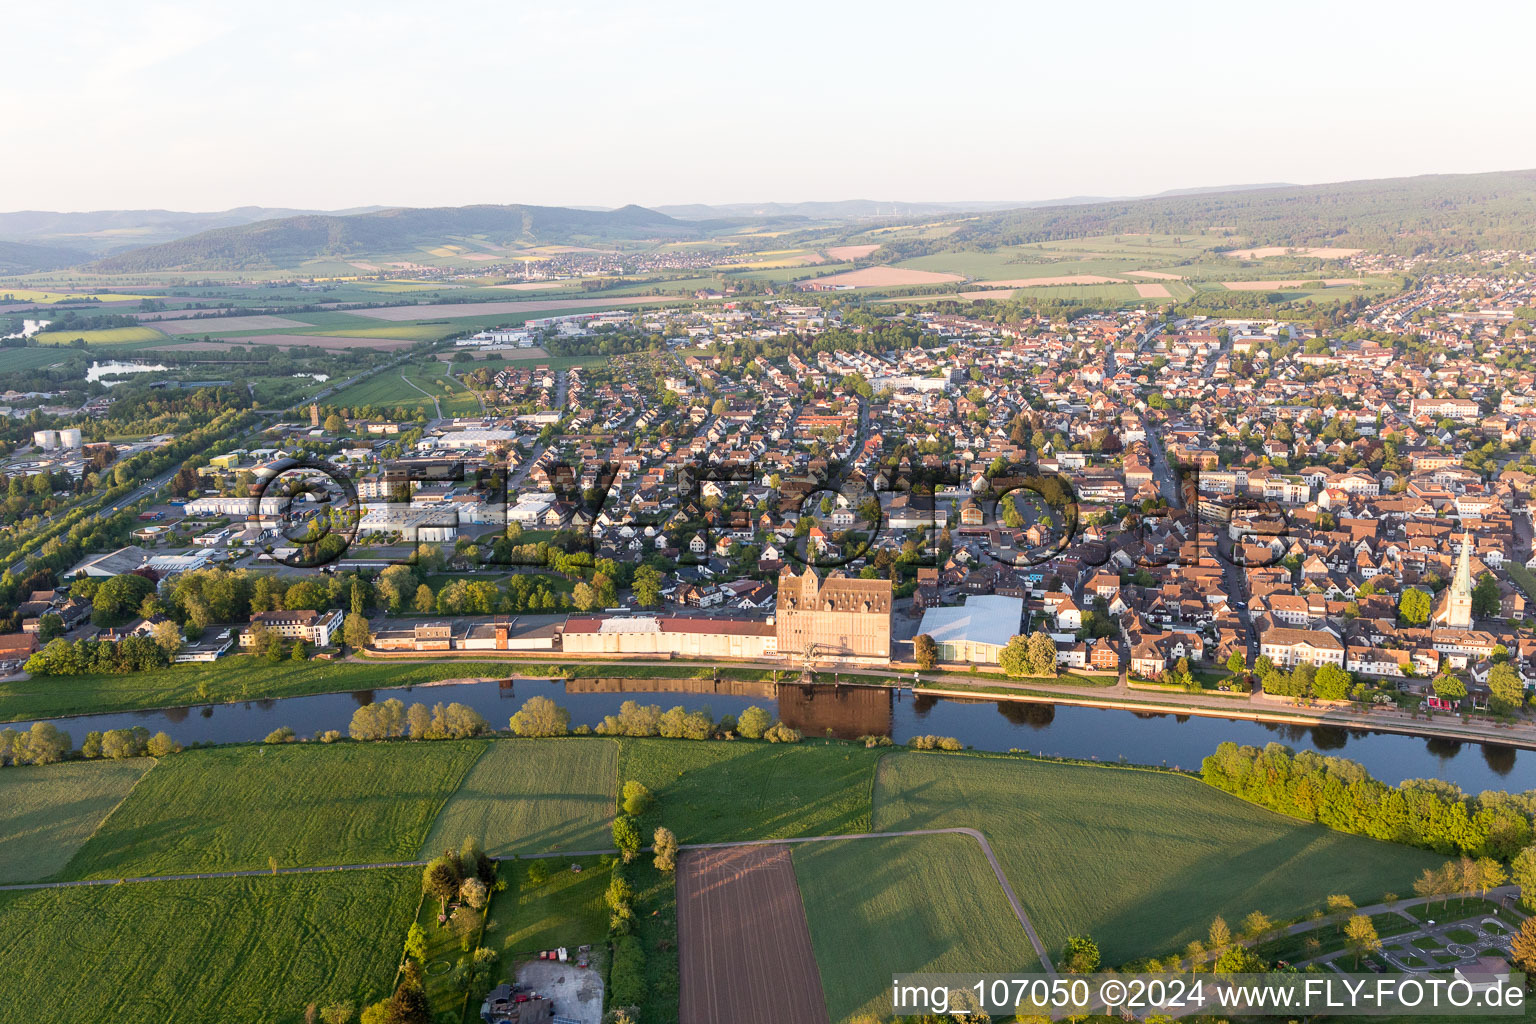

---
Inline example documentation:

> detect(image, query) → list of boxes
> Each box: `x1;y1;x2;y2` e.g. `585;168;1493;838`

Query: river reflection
13;679;1534;794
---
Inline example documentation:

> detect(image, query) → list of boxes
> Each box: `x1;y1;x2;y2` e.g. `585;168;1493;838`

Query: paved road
0;826;1057;974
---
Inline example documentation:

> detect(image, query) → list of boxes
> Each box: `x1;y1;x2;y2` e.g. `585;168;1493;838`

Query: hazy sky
6;0;1536;212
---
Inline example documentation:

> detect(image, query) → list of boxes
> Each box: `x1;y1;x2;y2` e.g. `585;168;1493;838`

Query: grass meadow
0;655;527;723
0;869;416;1024
617;737;881;843
794;834;1042;1023
0;758;151;883
424;738;618;858
870;752;1443;964
63;741;485;878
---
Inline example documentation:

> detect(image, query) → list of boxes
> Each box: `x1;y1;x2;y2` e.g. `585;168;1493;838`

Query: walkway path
0;828;1057;974
398;373;443;419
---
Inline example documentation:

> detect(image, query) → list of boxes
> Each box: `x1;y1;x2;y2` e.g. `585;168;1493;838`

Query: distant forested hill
86;203;703;272
884;169;1536;258
0;240;92;274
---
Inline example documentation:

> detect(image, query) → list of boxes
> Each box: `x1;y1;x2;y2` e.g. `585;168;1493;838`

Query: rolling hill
901;169;1536;257
85;204;705;272
0;241;93;275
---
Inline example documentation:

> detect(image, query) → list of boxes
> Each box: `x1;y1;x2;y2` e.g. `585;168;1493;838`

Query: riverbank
5;651;1534;756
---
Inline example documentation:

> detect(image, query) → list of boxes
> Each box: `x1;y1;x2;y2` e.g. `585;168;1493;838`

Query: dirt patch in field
971;274;1124;287
349;262;381;272
1223;246;1364;259
152;314;312;335
824;244;880;261
459;252;501;261
1134;282;1172;298
1126;270;1184;280
803;266;962;289
1224;278;1363;290
679;845;829;1024
349;296;669;321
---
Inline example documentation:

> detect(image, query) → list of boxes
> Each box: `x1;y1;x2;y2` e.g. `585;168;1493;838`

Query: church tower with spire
1433;531;1475;629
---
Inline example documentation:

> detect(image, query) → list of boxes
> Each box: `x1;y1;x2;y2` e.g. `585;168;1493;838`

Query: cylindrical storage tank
33;429;58;450
59;428;83;449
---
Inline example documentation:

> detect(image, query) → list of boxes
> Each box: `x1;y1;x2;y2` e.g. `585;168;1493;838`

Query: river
14;678;1532;794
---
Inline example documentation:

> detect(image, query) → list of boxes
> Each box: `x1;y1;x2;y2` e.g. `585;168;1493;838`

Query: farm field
793;834;1042;1023
0;758;152;883
62;741;485;878
953;283;1144;304
617;737;880;843
423;738;618;858
32;325;167;345
0;347;69;373
824;244;879;260
870;752;1443;965
802;265;962;288
678;845;829;1024
0;288;155;303
152;313;311;335
0;655;530;723
0;869;416;1024
348;295;669;322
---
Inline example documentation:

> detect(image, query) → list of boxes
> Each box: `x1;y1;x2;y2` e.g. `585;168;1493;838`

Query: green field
63;741;485;879
0;655;529;722
0;758;152;883
870;752;1443;964
0;347;70;373
0;869;416;1024
794;834;1042;1023
323;357;481;414
617;737;880;843
424;738;617;858
492;855;612;957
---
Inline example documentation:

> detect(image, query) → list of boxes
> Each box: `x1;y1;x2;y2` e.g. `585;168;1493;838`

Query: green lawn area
408;888;489;1021
1259;911;1419;965
0;655;528;722
870;751;1443;965
617;737;881;843
490;855;612;958
794;834;1042;1023
63;741;485;878
423;738;618;858
0;868;416;1024
0;758;152;883
1405;897;1508;923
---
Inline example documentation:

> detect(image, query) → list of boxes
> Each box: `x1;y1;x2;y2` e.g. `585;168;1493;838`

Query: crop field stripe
678;845;830;1024
423;737;619;858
